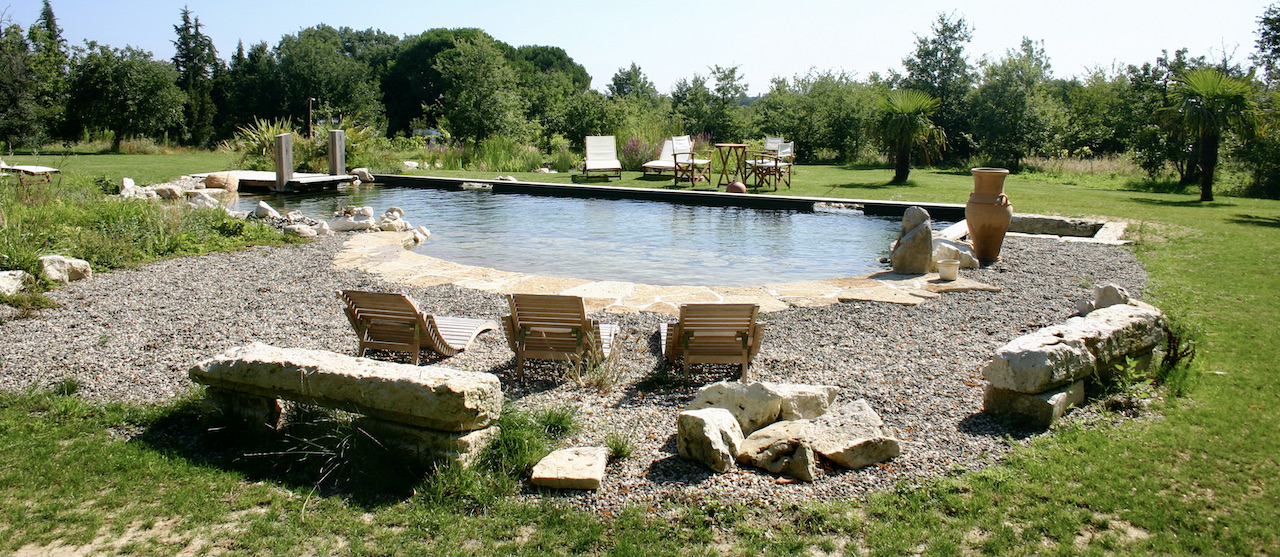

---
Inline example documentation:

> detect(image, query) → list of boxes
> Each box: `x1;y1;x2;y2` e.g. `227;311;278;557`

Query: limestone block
189;342;502;432
677;408;744;473
983;379;1085;427
810;399;901;469
352;168;375;182
254;200;280;219
377;216;411;232
1093;283;1130;310
356;418;497;467
1067;304;1164;371
285;210;305;223
38;254;91;284
932;238;980;269
890;206;933;274
736;420;817;481
283;224;317;238
312;221;334;237
153;185;185;200
327;215;376;231
531;447;610;490
0;270;31;296
202;386;282;430
189;192;221;209
1009;214;1103;237
760;382;840;421
686;381;781;435
202;172;240;192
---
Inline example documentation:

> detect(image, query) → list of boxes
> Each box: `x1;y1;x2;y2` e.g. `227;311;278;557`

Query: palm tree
1168;68;1260;201
875;89;947;184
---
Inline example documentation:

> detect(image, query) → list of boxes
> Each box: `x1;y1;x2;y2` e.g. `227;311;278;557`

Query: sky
3;0;1273;94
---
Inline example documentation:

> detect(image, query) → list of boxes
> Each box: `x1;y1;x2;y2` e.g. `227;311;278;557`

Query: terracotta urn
966;167;1013;264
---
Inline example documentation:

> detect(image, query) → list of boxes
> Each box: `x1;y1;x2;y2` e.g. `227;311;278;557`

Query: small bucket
937;259;960;281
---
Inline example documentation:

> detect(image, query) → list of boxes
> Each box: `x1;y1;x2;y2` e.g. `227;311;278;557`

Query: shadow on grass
1122;178;1194;195
1227;213;1280;228
1127;196;1237;209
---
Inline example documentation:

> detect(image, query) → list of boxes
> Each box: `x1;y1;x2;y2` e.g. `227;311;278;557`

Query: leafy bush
619;137;655;171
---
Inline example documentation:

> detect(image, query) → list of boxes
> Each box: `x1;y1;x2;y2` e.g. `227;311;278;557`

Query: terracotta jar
966;167;1013;264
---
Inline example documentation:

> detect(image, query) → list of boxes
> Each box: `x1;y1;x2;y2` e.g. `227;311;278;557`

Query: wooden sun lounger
338;290;499;364
0;160;59;185
502;293;618;380
660;303;765;381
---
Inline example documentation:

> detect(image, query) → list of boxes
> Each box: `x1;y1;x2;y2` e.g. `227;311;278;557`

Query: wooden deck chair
641;139;676;176
502;293;618;380
337;290;499;364
671;135;711;186
581;135;622;180
0;159;60;186
746;141;794;190
660;303;765;381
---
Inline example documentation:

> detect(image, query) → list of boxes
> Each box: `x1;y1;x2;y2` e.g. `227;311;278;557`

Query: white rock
189;192;220;209
983;380;1086;427
810;400;901;469
890;206;933;274
677;408;744;473
189;342;503;432
0;270;31;296
285;210;306;223
932;238;980;269
352;168;375;182
686;381;781;435
531;447;610;490
202;172;240;192
385;207;405;219
311;221;334;237
283;224;317;237
759;382;840;421
1093;283;1130;310
38;255;92;284
153;185;184;200
403;161;420;170
254;201;280;219
327;215;376;232
736;420;817;481
122;177;135;189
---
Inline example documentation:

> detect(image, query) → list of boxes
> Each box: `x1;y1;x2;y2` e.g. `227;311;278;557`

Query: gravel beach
0;233;1146;508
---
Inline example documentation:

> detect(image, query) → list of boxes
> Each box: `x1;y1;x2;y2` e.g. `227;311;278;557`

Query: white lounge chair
641;139;676;176
671;135;711;186
746;141;794;190
581;135;622;180
0;160;60;185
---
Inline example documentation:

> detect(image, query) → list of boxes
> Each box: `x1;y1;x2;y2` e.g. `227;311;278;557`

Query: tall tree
172;7;219;147
1167;68;1260;201
65;43;185;150
381;28;487;137
608;62;657;100
0;22;40;147
432;34;528;141
1123;49;1207;183
875;89;945;184
214;41;284;138
25;0;67;140
900;12;974;158
275;25;382;132
969;38;1063;167
1256;3;1280;87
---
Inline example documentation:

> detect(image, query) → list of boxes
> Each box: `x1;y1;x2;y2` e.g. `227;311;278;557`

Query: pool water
238;187;930;287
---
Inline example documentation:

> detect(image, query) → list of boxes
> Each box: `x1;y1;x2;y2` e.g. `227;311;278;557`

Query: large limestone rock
377;207;412;232
761;382;840;421
359;418;499;467
328;205;377;231
352;168;375;182
531;447;610;490
283;224;318;238
202;172;240;192
890;206;933;274
253;201;280;219
153;184;185;200
932;238;980;270
736;420;817;481
0;270;31;296
677;408;744;473
38;254;91;284
810;399;901;469
983;304;1164;394
1010;214;1103;237
1078;283;1132;315
686;381;781;435
189;342;502;432
983;380;1085;428
189;192;220;209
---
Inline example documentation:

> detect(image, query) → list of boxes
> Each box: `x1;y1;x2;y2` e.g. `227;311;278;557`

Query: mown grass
0;154;1277;554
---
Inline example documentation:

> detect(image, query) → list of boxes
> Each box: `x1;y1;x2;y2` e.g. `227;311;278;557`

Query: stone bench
189;342;503;465
982;303;1165;426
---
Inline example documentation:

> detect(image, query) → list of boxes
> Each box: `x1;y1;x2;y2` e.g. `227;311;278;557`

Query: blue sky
4;0;1272;93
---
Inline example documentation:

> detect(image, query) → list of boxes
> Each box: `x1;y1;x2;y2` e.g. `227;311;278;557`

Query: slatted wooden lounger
660;303;765;381
502;293;618;380
337;290;499;364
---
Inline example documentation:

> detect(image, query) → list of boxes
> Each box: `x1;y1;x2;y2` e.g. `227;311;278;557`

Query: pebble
0;234;1146;509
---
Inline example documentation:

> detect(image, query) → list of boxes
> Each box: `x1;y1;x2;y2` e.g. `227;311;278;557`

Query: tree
1122;49;1206;183
969;38;1063;167
64;43;185;150
275;25;382;133
382;28;487;137
0;22;40;147
753;70;880;162
875;89;945;183
24;0;67;140
608;62;657;100
1167;68;1260;201
432;34;529;141
213;41;284;138
172;7;220;146
1255;3;1280;87
900;12;974;158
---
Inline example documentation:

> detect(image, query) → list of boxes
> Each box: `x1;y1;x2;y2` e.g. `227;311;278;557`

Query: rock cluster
677;381;899;481
982;301;1165;426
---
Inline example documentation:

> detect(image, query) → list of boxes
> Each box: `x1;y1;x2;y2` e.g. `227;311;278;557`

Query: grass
1;154;1278;554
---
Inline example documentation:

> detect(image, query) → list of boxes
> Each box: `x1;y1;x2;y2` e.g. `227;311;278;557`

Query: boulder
677;408;744;473
38;255;91;284
1077;283;1131;316
736;420;817;481
809;399;901;469
189;342;503;432
983;380;1085;428
377;208;412;232
686;381;781;435
202;172;240;192
358;418;498;467
401;227;431;248
1009;214;1103;237
403;161;420;170
312;221;334;237
120;181;157;199
352;168;375;182
253;201;280;219
531;447;610;490
328;216;376;232
982;304;1164;393
285;210;306;223
932;238;980;270
890;206;933;274
189;192;220;209
760;382;840;421
283;224;317;238
153;185;185;200
0;270;31;296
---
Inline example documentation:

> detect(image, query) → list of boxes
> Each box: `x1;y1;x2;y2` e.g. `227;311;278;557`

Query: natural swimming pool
238;187;944;287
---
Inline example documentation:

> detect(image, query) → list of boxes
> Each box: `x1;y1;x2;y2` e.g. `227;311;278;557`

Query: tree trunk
891;145;911;184
1199;131;1219;202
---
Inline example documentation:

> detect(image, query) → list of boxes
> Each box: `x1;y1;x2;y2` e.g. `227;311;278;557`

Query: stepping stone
531;447;609;490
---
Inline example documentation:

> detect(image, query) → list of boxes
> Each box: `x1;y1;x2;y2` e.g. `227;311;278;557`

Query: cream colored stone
983;380;1085;428
835;286;926;306
760;383;840;421
687;381;781;435
736;420;817;481
358;418;498;467
677;408;744;473
531;447;609;489
823;277;882;289
810;400;901;469
509;275;592;294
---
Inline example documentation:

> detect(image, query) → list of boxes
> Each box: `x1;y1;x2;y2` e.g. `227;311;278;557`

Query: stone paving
333;232;1003;315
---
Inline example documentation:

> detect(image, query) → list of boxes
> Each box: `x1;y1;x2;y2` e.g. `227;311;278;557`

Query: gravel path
0;233;1146;508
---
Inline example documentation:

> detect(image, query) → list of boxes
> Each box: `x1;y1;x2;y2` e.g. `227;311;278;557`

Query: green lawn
1;156;1277;555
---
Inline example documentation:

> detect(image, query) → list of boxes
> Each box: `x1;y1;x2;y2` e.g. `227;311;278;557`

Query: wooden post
273;133;293;193
328;129;346;176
